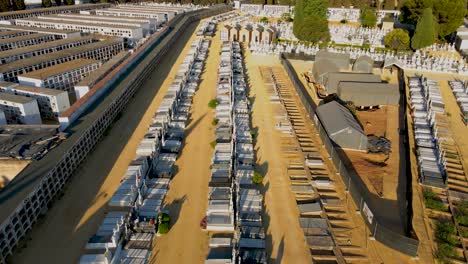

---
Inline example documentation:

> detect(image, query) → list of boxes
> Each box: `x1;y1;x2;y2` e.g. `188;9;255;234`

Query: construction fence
279;54;420;257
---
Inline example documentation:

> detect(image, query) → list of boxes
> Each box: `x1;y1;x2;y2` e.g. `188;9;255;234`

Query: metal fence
279;54;420;257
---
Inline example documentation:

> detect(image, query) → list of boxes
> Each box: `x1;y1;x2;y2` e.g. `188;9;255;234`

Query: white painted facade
18;59;101;93
15;18;144;40
0;82;70;120
0;93;41;124
95;9;166;26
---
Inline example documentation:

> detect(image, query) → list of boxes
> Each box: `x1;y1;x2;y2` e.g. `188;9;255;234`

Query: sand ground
0;160;30;189
149;25;219;264
11;21;202;264
244;53;312;263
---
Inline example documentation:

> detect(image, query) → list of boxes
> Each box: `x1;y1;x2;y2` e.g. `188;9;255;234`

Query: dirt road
149;27;220;264
245;53;312;263
12;21;201;264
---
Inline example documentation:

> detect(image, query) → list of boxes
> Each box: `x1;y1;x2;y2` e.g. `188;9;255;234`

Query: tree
64;0;74;5
42;0;52;7
54;0;62;6
400;0;466;38
384;29;410;51
0;0;11;12
360;7;377;27
260;17;269;23
433;0;466;38
411;8;437;50
293;0;329;43
13;0;26;10
296;15;330;43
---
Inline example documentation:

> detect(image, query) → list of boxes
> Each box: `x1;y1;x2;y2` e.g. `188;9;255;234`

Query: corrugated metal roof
316;101;364;136
337;82;400;106
352;55;373;73
324;72;381;94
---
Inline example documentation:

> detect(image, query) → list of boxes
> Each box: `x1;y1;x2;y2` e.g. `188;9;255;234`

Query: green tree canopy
281;12;292;22
54;0;62;6
400;0;466;38
432;0;466;38
14;0;26;10
0;0;11;12
293;0;329;43
42;0;52;7
360;7;377;27
411;8;437;50
384;28;410;51
64;0;75;5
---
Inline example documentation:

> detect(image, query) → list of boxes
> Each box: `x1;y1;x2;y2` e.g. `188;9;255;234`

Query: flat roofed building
0;35;98;65
0;33;56;51
0;24;81;39
0;93;41;124
315;50;350;70
95;9;167;24
37;15;151;32
337;82;400;106
111;6;178;20
74;51;130;100
15;18;144;40
18;59;101;93
0;81;70;119
0;38;124;82
316;101;367;151
0;3;112;20
0;109;5;125
0;30;32;39
57;13;157;31
321;72;382;94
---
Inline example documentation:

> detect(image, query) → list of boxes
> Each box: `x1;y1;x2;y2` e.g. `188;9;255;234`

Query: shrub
281;12;292;22
340;19;347;24
411;8;437;50
210;140;217;149
260;17;269;23
158;212;170;234
435;221;457;246
252;171;264;185
362;43;370;50
455;201;468;226
250;130;257;139
423;188;447;211
158;221;170;234
208;99;218;109
435;242;457;262
211;118;218;126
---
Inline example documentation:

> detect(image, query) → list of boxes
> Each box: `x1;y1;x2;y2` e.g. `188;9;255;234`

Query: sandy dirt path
245;53;312;263
149;29;220;264
12;21;201;264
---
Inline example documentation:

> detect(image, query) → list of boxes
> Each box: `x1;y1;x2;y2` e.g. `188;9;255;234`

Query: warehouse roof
0;33;51;45
0;35;98;59
313;59;339;82
18;59;99;80
324;72;381;94
315;50;350;70
352;55;373;73
337;82;400;106
0;92;36;104
0;81;65;96
101;8;170;16
316;101;364;137
0;38;122;73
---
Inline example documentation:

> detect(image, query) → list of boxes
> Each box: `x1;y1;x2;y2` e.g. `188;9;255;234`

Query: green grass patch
208;99;218;109
423;188;447;212
211;118;218;126
210;140;217;149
